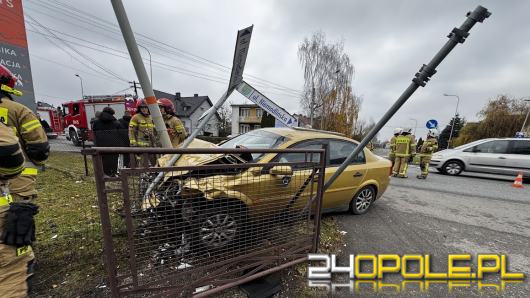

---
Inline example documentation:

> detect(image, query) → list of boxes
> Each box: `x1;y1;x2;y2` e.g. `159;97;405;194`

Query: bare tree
298;31;359;134
216;102;232;137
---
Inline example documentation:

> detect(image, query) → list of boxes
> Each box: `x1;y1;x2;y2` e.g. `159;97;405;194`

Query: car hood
157;139;246;176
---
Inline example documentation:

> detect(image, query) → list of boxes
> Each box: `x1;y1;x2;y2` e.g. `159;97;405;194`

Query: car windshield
220;130;287;161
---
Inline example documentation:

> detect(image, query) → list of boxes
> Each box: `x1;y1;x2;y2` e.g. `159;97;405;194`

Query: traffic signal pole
111;0;172;148
323;5;491;191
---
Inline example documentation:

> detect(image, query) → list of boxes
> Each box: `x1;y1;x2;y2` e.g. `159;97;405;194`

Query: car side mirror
269;165;293;176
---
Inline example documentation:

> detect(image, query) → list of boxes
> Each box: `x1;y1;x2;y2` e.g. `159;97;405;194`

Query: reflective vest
395;134;416;157
0;96;48;177
419;137;438;156
163;114;187;147
129;113;156;147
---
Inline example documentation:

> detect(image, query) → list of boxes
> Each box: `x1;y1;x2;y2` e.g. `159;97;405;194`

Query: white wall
189;100;219;136
231;106;240;135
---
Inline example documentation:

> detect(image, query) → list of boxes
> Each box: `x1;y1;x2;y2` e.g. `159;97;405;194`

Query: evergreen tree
260;112;276;127
438;114;465;149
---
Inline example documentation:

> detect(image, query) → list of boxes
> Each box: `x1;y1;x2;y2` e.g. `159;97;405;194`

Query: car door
506;140;530;177
464;140;511;175
324;139;367;210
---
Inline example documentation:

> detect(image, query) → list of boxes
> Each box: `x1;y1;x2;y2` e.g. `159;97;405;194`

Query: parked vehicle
430;138;530;178
36;101;63;139
62;94;136;145
152;127;391;250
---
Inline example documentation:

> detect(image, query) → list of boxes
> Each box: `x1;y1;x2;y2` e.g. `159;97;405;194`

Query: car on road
430;138;530;178
155;127;391;250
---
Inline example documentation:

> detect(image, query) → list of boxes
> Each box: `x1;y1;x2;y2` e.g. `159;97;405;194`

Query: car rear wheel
350;186;376;215
442;160;464;176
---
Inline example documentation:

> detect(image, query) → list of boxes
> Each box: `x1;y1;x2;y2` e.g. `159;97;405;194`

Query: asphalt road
330;166;530;297
49;135;92;152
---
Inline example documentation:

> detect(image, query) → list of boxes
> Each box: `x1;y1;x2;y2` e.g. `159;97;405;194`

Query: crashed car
143;128;391;253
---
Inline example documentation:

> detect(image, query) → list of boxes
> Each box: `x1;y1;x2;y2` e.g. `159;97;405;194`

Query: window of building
240;124;250;133
256;109;263;117
239;108;250;117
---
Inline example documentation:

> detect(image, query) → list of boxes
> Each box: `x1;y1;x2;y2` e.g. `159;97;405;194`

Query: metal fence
85;147;326;297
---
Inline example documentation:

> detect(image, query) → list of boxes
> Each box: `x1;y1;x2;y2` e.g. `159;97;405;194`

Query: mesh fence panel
90;148;325;297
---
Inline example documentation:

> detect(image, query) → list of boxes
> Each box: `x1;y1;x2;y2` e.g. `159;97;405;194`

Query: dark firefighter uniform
417;135;438;179
392;131;416;178
1;65;49;297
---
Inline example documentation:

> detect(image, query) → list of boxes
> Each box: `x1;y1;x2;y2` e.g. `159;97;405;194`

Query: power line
27;0;304;94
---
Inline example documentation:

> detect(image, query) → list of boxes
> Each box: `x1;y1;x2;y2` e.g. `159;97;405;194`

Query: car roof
258;127;356;142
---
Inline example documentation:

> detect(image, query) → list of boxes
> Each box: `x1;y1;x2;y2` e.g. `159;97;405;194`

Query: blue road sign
426;119;438;129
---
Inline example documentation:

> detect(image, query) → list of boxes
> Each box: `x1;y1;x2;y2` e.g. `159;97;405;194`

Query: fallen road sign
237;81;298;127
228;25;253;91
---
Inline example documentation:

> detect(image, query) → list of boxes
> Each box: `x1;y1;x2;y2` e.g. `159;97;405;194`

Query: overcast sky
21;0;530;140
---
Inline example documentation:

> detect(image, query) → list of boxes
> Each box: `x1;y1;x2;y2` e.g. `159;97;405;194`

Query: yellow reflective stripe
22;123;42;132
0;194;13;207
0;107;8;124
21;119;41;129
16;245;32;256
22;168;38;175
129;122;138;127
0;165;24;175
1;84;23;96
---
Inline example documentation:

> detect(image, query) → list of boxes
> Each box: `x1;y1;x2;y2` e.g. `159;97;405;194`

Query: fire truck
62;94;136;145
36;101;63;139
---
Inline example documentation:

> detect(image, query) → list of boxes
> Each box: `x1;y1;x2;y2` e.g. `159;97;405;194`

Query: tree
260;111;275;128
298;31;361;136
453;95;528;146
216;102;232;137
438;114;465;149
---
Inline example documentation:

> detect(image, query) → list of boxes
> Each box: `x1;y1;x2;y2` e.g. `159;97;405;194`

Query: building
153;90;220;136
231;104;264;135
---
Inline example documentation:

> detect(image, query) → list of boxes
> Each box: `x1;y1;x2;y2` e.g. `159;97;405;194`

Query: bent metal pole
323;5;491;191
111;0;172;148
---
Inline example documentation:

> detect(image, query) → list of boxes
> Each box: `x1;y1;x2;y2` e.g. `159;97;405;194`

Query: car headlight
432;154;443;160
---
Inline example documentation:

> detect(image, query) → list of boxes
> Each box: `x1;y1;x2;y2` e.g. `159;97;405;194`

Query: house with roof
153;90;220;136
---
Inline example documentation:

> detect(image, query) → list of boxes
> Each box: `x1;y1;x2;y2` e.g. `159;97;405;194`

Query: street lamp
409;118;418;136
75;74;84;99
443;93;461;149
138;44;152;86
521;98;530;134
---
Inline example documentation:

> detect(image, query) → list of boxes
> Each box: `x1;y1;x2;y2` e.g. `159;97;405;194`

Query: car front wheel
350;186;376;215
442;160;464;176
199;201;247;250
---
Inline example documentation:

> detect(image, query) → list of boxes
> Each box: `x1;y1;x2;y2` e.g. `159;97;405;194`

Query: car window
472;140;510;154
510;140;530;155
328;139;365;166
220;130;287;161
275;141;323;167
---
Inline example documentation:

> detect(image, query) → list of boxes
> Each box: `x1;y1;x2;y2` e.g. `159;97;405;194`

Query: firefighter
388;127;403;169
416;129;439;179
392;128;416;178
0;65;49;296
128;99;156;147
157;98;187;147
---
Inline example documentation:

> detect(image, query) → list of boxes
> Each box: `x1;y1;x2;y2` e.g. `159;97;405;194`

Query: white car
430;138;530;178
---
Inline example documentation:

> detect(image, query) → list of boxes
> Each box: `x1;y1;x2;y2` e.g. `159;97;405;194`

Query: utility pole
129;80;139;98
112;0;172;148
443;93;460;149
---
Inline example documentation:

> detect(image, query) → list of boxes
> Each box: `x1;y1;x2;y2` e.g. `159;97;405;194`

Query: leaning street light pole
138;44;153;86
520;98;530;133
74;74;84;99
110;0;171;148
409;118;418;136
323;6;490;191
443;93;460;149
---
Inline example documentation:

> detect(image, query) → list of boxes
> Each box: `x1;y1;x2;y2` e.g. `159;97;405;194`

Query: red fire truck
62;94;136;145
36;101;63;139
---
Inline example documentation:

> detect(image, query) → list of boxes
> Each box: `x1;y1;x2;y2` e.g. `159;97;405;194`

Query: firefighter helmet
157;98;175;113
0;65;21;96
403;128;413;134
393;127;403;135
428;129;439;138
